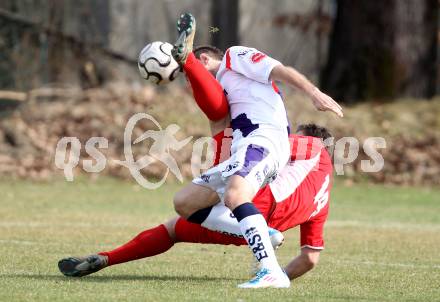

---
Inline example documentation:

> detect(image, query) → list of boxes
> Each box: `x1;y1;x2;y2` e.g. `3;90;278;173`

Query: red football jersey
266;135;332;249
211;131;332;249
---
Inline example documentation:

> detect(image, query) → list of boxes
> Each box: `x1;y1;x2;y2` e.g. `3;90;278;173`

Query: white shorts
193;133;289;201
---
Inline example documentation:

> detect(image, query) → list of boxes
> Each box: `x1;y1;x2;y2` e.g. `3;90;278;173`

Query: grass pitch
0;178;439;301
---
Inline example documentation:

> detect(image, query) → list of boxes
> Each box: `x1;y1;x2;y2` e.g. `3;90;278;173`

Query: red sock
99;224;174;266
184;52;229;121
174;217;246;246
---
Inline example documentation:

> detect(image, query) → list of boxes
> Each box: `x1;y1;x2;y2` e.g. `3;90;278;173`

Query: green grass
0;178;439;301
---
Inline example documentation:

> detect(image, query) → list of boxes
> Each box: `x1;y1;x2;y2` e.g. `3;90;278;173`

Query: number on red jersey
309;174;330;219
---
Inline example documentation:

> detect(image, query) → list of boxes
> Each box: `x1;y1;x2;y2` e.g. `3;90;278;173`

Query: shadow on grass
0;273;240;283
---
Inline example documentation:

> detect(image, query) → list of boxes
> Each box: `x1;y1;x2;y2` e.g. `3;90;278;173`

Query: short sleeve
225;46;281;84
300;214;326;250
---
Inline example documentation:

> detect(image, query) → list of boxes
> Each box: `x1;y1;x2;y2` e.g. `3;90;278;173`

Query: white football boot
238;268;290;289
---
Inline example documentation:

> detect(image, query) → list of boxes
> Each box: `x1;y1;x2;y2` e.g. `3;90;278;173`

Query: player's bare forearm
271;65;315;96
270;65;343;117
284;248;320;280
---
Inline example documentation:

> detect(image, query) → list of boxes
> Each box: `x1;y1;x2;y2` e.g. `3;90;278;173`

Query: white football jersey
216;46;290;135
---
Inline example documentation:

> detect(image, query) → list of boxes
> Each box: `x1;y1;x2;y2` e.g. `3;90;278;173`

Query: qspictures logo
54;113;386;189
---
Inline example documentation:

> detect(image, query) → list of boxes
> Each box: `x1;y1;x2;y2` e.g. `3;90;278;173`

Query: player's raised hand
311;88;344;117
270;65;343;117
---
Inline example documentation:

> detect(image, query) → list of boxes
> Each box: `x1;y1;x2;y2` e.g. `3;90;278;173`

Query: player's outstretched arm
270;65;343;117
284;247;321;280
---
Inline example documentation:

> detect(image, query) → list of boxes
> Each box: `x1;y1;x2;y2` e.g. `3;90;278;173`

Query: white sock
198;203;281;271
238;213;280;270
201;204;242;237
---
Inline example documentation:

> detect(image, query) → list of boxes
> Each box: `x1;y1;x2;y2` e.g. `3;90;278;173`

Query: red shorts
253;185;327;250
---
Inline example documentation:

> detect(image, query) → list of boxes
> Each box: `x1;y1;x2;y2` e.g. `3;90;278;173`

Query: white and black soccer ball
138;41;180;85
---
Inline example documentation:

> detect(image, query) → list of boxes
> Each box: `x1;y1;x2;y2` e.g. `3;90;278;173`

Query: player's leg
58;222;175;277
174;217;245;245
57;215;246;278
220;144;289;287
172;13;229;122
174;160;257;238
224;175;289;288
177;186;284;249
57;213;281;279
190;144;276;228
58;171;275;278
196;202;247;236
173;182;219;218
181;144;289;287
98;224;174;266
174;163;284;247
184;52;229;122
182;177;277;236
174;216;282;251
56;215;236;278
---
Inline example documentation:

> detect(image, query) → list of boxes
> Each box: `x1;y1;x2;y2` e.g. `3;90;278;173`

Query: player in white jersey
194;44;292;201
172;13;342;288
216;45;291;181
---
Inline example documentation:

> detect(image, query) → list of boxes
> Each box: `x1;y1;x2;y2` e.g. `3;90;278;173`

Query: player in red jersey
58;29;335;282
58;123;332;281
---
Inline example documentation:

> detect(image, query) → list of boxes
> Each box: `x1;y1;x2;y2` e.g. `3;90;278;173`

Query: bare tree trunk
47;0;65;83
211;0;239;50
321;0;438;103
0;0;20;89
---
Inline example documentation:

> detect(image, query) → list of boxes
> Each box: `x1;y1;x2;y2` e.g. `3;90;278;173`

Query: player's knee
224;175;255;209
224;187;241;209
173;191;192;218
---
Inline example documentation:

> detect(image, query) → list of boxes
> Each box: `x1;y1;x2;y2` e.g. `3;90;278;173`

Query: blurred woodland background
0;0;439;186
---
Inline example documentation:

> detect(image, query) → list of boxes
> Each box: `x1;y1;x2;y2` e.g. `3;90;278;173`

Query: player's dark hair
193;45;224;61
297;123;333;154
297;124;332;141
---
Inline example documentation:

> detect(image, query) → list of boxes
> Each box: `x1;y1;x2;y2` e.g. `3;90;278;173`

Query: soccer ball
138;41;181;85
